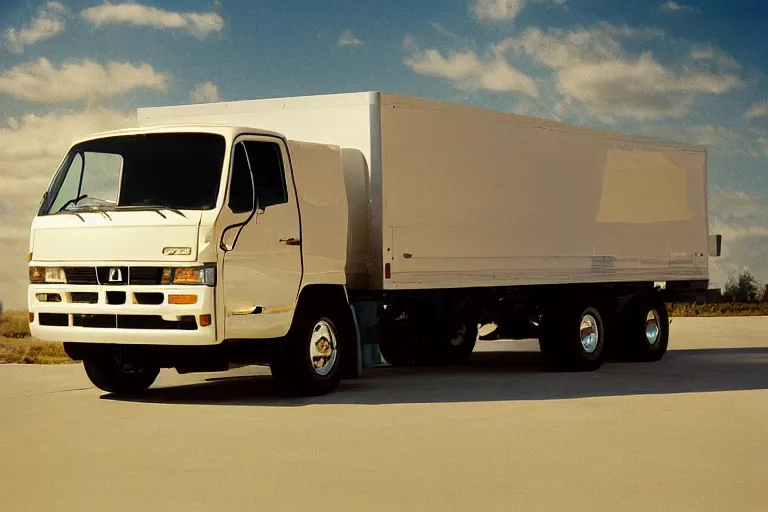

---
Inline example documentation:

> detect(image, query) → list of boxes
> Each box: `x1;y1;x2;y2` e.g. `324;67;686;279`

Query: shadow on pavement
101;347;768;407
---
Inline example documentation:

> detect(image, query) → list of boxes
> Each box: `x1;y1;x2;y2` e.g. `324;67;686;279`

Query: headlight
169;265;216;286
29;267;67;284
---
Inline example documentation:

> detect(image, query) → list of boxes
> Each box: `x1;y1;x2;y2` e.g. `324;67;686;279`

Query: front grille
62;267;165;285
70;292;98;304
129;267;164;285
63;267;98;285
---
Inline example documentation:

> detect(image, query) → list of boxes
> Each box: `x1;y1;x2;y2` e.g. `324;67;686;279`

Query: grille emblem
108;268;123;283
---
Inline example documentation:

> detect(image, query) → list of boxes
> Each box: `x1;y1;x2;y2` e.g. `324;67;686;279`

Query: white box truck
27;92;721;396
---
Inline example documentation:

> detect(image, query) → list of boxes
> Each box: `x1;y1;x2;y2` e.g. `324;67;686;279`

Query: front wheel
270;308;345;396
83;357;159;395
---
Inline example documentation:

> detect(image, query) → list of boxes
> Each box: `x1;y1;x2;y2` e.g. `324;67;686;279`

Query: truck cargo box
138;92;710;292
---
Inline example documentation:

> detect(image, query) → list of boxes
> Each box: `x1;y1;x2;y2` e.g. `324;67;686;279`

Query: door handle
280;237;301;246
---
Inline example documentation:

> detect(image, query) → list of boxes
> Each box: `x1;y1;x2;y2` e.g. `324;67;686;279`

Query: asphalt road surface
2;317;767;511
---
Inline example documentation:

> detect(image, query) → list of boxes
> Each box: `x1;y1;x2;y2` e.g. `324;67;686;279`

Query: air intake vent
63;267;98;285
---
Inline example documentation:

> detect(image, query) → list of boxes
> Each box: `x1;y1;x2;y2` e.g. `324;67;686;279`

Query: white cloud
0;107;136;309
81;2;224;39
429;22;460;40
338;30;363;48
4;1;67;54
659;1;700;13
708;191;768;288
0;58;169;103
642;124;760;159
744;101;768;120
498;24;744;121
759;138;768;158
472;0;526;21
689;45;740;70
404;37;538;97
190;81;219;103
471;0;567;22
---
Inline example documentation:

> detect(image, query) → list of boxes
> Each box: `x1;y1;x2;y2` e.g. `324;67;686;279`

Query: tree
723;270;760;303
0;299;3;320
761;283;768;304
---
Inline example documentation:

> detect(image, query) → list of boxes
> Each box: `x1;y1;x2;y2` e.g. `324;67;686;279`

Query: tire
617;296;669;362
538;303;606;372
377;326;411;366
270;305;345;396
436;322;478;365
378;320;478;367
83;357;159;395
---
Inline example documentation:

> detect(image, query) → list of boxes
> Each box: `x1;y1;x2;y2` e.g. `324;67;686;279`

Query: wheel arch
293;283;360;378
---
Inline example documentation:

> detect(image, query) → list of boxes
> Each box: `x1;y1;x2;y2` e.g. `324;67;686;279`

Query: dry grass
0;336;72;364
0;310;31;338
667;302;768;317
0;310;72;364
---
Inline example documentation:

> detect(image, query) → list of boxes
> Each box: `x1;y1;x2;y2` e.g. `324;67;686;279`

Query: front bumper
28;283;218;346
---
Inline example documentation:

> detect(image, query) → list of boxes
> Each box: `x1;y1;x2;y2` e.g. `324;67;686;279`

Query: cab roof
67;124;288;147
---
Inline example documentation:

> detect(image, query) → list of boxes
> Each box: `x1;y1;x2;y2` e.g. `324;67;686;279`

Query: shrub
0;310;31;339
667;302;768;317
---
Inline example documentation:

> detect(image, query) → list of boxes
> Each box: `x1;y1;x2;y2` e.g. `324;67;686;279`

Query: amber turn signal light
29;312;34;323
29;267;45;282
168;294;198;305
199;314;212;327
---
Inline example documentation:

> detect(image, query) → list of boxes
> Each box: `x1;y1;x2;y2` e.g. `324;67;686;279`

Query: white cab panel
31;210;202;262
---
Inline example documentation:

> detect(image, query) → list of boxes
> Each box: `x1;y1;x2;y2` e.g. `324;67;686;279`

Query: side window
49;153;83;213
243;141;288;209
228;142;255;214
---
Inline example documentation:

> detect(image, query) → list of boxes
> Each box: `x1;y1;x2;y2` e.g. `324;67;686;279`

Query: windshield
43;133;226;215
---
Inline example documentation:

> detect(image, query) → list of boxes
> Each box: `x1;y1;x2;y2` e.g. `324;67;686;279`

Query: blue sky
1;0;767;307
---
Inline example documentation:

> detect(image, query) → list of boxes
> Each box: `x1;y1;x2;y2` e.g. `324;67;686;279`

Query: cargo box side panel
138;93;382;290
378;95;709;290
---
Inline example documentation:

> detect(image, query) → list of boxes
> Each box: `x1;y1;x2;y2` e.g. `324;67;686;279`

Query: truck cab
28;125;357;396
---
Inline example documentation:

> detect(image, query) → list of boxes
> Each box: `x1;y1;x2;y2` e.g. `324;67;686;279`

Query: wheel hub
645;310;661;346
309;320;338;376
579;314;600;354
449;324;467;346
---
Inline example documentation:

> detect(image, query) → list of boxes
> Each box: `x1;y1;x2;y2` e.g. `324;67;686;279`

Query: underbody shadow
101;346;768;407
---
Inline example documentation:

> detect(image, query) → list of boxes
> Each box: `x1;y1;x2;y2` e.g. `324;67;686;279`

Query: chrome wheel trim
645;309;661;346
579;314;600;354
309;319;338;376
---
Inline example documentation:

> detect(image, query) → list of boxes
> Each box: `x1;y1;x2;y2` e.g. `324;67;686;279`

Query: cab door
220;135;302;339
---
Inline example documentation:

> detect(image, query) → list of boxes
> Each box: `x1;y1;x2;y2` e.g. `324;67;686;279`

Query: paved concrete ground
1;317;767;511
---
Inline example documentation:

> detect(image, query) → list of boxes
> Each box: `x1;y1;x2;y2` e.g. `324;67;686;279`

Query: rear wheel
617;296;669;362
538;303;606;372
436;321;478;364
83;357;159;395
270;305;345;396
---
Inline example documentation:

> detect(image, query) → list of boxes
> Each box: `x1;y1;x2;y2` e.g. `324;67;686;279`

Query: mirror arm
220;141;260;252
